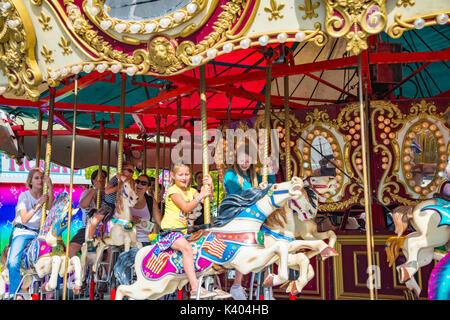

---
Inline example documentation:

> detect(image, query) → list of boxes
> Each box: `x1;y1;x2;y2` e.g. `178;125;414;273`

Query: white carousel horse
261;175;339;295
80;176;140;280
114;178;337;300
386;159;450;297
0;193;83;299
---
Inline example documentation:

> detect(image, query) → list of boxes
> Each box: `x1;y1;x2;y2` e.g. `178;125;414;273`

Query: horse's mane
305;185;317;209
213;185;272;227
39;192;69;236
115;177;136;213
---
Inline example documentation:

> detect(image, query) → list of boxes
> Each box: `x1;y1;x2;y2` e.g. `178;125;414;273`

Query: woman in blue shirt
222;144;276;299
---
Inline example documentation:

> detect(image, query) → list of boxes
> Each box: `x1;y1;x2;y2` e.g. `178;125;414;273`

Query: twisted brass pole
284;75;291;181
358;54;377;300
97;122;104;210
62;77;78;300
118;75;126;173
155;116;161;202
142;136;147;174
199;65;210;225
262;63;272;183
106;139;111;185
35;109;43;168
40;88;55;229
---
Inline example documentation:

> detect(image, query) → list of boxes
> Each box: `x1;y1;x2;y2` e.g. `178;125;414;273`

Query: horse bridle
304;176;329;195
268;182;303;209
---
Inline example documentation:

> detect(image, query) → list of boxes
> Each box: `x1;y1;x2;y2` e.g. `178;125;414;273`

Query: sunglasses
135;180;149;186
124;168;134;174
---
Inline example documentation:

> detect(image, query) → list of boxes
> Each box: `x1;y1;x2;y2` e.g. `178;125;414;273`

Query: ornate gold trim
396;0;415;8
37;10;52;31
83;0;209;45
387;11;450;39
400;101;447;199
298;0;320;20
0;0;43;100
58;36;73;55
40;45;54;63
322;0;387;54
264;0;285;21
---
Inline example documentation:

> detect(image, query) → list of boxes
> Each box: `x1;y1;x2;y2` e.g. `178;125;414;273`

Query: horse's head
268;177;305;208
304;176;338;197
120;177;138;208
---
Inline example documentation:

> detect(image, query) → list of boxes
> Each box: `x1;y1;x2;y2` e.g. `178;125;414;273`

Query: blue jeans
7;233;37;296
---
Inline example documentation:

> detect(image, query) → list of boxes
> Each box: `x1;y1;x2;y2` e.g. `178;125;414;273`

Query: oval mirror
105;0;192;21
402;120;447;196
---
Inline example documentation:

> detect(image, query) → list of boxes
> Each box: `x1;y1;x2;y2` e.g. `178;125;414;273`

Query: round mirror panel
105;0;191;21
402;120;447;196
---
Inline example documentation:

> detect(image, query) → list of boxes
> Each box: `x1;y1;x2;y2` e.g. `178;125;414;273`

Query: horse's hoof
263;274;275;287
320;247;338;259
290;282;300;296
399;266;411;283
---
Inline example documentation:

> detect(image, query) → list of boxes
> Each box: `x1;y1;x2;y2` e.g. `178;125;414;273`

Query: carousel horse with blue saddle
113;177;337;300
0;193;83;299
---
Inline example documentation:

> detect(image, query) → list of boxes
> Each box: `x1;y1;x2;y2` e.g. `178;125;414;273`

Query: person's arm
152;199;162;226
170;186;211;214
79;189;96;209
105;176;119;195
43;175;54;209
17;193;48;224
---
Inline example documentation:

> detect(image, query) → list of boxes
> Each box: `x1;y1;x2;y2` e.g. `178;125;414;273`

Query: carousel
0;0;448;300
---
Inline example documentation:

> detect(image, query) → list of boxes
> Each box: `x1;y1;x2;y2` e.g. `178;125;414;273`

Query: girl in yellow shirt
159;163;214;299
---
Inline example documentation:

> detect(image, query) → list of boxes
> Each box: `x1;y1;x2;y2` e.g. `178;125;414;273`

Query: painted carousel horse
0;193;83;299
428;251;450;300
261;175;339;295
385;159;450;297
114;178;337;300
386;204;449;297
80;176;139;278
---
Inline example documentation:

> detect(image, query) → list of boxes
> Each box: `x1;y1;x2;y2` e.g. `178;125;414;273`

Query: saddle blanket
141;232;253;280
21;239;53;270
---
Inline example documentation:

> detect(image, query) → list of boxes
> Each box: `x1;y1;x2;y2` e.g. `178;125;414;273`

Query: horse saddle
422;198;450;227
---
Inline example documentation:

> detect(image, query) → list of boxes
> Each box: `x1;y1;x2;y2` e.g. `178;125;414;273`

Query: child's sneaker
190;287;217;299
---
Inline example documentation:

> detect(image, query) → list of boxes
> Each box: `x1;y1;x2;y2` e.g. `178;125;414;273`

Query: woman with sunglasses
86;162;135;251
131;174;162;246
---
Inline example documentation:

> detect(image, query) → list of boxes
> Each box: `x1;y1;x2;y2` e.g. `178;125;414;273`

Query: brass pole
118;75;126;173
106;139;111;185
284;75;291;181
142;136;147;174
162;116;167;195
97;122;104;210
40;88;55;229
177;96;182;131
358;55;377;300
199;65;210;225
35;109;43;168
155;116;161;201
262;63;272;183
62;77;78;300
190;127;194;176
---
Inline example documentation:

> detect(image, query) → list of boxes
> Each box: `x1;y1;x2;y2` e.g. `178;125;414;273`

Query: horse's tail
0;245;9;272
114;247;139;285
391;205;413;238
428;252;450;300
385;235;406;268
